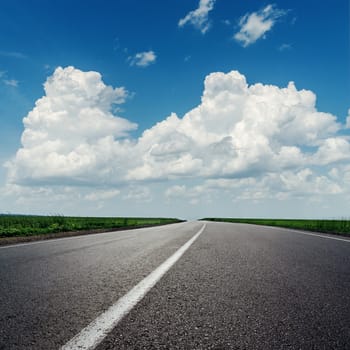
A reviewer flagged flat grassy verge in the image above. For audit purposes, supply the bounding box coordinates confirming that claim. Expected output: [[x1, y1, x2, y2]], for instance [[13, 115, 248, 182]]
[[0, 215, 183, 238], [201, 218, 350, 236]]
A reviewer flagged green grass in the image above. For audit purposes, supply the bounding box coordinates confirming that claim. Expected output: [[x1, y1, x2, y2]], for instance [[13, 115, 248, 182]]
[[0, 215, 183, 238], [201, 218, 350, 236]]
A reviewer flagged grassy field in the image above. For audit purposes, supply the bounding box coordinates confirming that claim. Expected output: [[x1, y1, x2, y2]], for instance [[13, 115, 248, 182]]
[[202, 218, 350, 236], [0, 215, 183, 238]]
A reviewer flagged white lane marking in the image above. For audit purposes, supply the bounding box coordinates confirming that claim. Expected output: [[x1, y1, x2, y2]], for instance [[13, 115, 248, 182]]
[[254, 224, 350, 243], [60, 223, 206, 350], [0, 222, 186, 250]]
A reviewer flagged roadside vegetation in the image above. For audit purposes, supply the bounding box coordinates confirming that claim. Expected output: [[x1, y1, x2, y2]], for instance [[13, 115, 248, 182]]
[[0, 215, 183, 238], [202, 218, 350, 236]]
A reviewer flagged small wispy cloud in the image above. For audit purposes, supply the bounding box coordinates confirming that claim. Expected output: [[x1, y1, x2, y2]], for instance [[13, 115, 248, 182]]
[[278, 43, 292, 51], [178, 0, 216, 34], [0, 51, 27, 59], [128, 51, 157, 67], [3, 79, 18, 87], [0, 71, 19, 87], [234, 4, 287, 47]]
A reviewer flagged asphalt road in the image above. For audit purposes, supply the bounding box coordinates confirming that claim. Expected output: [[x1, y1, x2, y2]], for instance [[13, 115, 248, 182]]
[[1, 221, 350, 349]]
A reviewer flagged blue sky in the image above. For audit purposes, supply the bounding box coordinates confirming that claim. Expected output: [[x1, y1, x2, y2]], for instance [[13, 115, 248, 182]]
[[0, 0, 349, 218]]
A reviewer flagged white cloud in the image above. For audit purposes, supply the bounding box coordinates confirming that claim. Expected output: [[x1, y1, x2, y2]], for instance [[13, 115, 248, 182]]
[[178, 0, 216, 34], [345, 109, 350, 128], [7, 67, 344, 187], [312, 137, 350, 165], [0, 183, 125, 215], [0, 71, 19, 87], [6, 66, 136, 186], [1, 184, 82, 212], [165, 184, 210, 206], [234, 4, 287, 47], [127, 72, 340, 182], [182, 168, 343, 204], [5, 66, 350, 216], [128, 51, 156, 67], [3, 79, 18, 87], [276, 169, 342, 195], [123, 186, 152, 202], [85, 189, 120, 201]]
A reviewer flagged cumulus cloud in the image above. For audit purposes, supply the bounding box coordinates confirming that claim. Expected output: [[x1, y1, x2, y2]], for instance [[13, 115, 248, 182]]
[[178, 0, 216, 34], [234, 4, 287, 47], [6, 66, 349, 208], [127, 72, 341, 182], [128, 51, 156, 67], [6, 66, 136, 186], [312, 138, 350, 165], [188, 168, 342, 204]]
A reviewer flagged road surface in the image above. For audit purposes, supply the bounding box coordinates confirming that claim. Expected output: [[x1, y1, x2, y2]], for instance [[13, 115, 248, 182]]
[[1, 221, 349, 349]]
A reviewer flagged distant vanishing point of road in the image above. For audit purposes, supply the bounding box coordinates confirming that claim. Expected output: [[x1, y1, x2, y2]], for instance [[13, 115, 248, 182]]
[[1, 221, 350, 349]]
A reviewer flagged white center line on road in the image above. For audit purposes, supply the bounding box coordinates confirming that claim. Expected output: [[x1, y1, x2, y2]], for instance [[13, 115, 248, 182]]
[[60, 223, 206, 350]]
